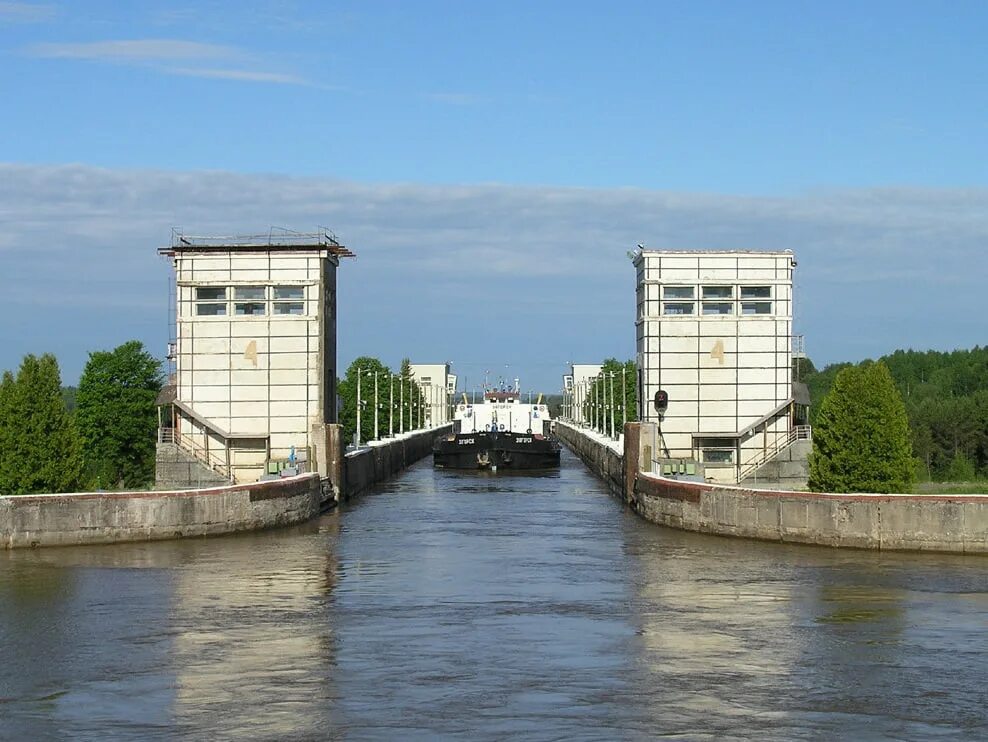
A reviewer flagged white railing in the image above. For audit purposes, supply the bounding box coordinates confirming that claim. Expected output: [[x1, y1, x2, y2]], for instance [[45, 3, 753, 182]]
[[737, 425, 811, 482]]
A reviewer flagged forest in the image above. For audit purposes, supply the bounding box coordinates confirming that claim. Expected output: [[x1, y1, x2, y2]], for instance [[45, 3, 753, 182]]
[[799, 346, 988, 483]]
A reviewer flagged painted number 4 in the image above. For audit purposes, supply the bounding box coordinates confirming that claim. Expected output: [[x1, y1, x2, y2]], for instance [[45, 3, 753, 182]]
[[244, 340, 258, 367], [710, 340, 725, 365]]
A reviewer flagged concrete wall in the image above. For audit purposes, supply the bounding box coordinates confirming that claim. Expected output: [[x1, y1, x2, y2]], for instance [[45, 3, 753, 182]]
[[155, 442, 231, 490], [555, 422, 624, 496], [560, 420, 988, 555], [343, 426, 451, 499], [1, 474, 321, 549]]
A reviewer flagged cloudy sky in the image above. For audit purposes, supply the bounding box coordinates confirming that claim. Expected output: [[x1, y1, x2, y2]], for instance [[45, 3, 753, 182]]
[[2, 1, 986, 391]]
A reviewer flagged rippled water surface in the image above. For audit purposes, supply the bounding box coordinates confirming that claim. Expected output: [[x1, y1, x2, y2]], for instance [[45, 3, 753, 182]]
[[3, 449, 988, 740]]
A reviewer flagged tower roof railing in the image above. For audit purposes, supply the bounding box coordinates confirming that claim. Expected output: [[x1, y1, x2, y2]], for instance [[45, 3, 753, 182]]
[[159, 227, 355, 257]]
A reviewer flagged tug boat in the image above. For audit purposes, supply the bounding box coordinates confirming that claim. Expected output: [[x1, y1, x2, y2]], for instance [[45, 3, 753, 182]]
[[433, 385, 561, 471]]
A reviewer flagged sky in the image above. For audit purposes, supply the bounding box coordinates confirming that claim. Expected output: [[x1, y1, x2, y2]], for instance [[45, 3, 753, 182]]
[[1, 1, 987, 392]]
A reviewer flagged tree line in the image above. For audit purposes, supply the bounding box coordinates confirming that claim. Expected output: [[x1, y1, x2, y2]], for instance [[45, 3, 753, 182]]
[[337, 357, 427, 446], [802, 346, 988, 484], [0, 341, 162, 495], [580, 359, 639, 428]]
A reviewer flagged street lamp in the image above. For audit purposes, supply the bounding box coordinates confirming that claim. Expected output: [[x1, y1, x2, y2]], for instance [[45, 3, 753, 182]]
[[389, 372, 394, 437], [356, 367, 363, 447], [374, 370, 379, 441], [609, 371, 615, 439]]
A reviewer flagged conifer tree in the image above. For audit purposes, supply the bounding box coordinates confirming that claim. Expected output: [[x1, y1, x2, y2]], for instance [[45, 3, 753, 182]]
[[76, 341, 162, 489], [0, 370, 16, 494], [809, 361, 914, 493], [4, 354, 82, 494]]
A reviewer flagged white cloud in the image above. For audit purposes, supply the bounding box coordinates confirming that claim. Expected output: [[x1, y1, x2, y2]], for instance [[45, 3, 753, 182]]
[[26, 38, 317, 87], [0, 1, 53, 22], [1, 163, 986, 385]]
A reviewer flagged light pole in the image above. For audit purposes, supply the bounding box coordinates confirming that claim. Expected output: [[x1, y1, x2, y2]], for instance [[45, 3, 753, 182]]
[[399, 374, 404, 434], [356, 367, 363, 447], [609, 371, 615, 439], [621, 364, 627, 430], [389, 372, 394, 437], [373, 370, 379, 441]]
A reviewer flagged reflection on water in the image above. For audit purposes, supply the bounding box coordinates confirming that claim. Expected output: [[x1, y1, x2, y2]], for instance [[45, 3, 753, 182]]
[[2, 450, 987, 740]]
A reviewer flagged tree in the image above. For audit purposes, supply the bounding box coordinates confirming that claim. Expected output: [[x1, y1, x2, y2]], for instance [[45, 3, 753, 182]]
[[75, 341, 162, 489], [0, 354, 82, 495], [0, 370, 17, 494], [582, 358, 638, 431], [337, 356, 392, 445], [809, 361, 914, 494]]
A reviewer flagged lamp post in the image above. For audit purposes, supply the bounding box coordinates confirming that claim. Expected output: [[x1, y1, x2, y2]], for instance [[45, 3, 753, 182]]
[[389, 372, 394, 437], [356, 367, 363, 447], [399, 374, 404, 434], [609, 371, 615, 439], [621, 364, 627, 430], [373, 371, 379, 441]]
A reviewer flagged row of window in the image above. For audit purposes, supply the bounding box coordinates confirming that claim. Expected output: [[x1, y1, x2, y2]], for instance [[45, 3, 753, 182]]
[[194, 286, 307, 317], [663, 285, 772, 300], [663, 301, 773, 316]]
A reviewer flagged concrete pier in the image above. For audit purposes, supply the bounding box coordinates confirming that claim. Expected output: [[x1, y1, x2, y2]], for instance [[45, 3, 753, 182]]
[[556, 421, 988, 554]]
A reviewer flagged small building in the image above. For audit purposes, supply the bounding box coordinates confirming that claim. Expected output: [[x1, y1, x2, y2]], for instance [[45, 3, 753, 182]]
[[407, 362, 454, 426], [562, 363, 603, 426], [157, 229, 353, 484], [633, 249, 803, 484]]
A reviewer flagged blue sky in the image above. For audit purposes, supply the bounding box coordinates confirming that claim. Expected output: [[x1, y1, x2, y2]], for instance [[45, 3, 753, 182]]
[[1, 1, 987, 391]]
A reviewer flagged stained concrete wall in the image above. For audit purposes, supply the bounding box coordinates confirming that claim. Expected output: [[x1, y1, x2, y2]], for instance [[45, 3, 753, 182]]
[[1, 474, 322, 549], [560, 420, 988, 555], [343, 426, 451, 499]]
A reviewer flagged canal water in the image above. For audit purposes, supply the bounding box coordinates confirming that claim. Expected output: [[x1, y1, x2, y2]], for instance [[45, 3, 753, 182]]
[[2, 449, 987, 740]]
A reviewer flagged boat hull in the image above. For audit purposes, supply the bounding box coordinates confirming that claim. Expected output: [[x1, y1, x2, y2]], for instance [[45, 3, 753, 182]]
[[433, 431, 561, 470]]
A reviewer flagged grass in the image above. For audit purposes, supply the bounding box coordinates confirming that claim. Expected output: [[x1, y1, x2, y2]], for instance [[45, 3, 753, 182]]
[[915, 481, 988, 495]]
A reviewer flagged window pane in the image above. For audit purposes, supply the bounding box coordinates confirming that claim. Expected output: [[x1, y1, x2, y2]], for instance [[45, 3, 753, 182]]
[[703, 449, 734, 464], [702, 302, 733, 315], [663, 302, 694, 316], [663, 286, 694, 299], [740, 286, 771, 299], [273, 302, 304, 315], [702, 285, 733, 299], [274, 286, 304, 300], [196, 302, 226, 316], [741, 302, 772, 315], [196, 287, 226, 301], [234, 286, 266, 300], [235, 302, 266, 316]]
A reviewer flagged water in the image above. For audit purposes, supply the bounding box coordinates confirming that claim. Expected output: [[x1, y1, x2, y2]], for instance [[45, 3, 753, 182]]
[[2, 449, 987, 740]]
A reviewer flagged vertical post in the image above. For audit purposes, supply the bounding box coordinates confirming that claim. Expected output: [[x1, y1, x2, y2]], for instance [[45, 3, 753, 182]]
[[389, 372, 394, 437], [356, 368, 362, 446], [374, 371, 379, 441], [609, 371, 614, 438], [400, 374, 404, 433], [621, 365, 627, 428]]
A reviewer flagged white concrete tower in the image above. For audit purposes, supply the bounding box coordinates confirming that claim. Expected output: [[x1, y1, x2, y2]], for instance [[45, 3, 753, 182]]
[[633, 249, 796, 484], [159, 229, 354, 483]]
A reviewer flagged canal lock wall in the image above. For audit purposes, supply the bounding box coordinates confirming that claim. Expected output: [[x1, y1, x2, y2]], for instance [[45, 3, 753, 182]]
[[1, 426, 450, 549], [557, 420, 988, 554]]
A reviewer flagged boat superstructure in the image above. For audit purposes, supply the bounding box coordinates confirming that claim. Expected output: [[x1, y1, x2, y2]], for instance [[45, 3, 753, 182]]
[[433, 384, 561, 470]]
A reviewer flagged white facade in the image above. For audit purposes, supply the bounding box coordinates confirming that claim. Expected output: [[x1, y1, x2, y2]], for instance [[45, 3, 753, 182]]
[[161, 232, 351, 483], [563, 363, 602, 425], [634, 250, 796, 484], [408, 362, 452, 426]]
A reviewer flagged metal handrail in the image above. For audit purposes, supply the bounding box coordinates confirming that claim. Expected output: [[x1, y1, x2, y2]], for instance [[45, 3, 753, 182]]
[[737, 425, 812, 482]]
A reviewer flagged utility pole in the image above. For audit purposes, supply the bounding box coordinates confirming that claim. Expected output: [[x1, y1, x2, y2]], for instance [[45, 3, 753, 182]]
[[356, 368, 362, 447], [389, 372, 394, 437], [374, 371, 379, 441]]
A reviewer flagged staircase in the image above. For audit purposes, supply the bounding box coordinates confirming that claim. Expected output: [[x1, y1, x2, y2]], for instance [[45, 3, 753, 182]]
[[738, 426, 812, 490]]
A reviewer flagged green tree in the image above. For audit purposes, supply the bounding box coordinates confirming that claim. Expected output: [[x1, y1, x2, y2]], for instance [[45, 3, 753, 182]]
[[0, 354, 82, 495], [582, 358, 637, 430], [809, 361, 914, 493], [75, 341, 162, 489], [0, 370, 17, 494], [337, 356, 421, 443], [946, 451, 977, 482]]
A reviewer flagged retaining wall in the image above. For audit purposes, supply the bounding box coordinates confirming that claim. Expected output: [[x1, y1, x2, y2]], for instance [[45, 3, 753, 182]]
[[559, 420, 988, 555], [1, 474, 321, 549], [344, 425, 451, 499]]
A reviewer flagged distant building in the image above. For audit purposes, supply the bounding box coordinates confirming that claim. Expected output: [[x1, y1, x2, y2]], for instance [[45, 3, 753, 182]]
[[157, 229, 353, 484], [563, 363, 603, 426], [407, 362, 453, 426], [633, 249, 800, 484]]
